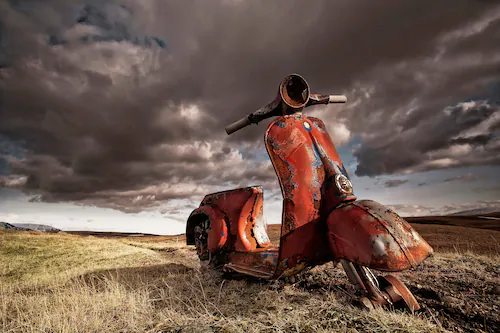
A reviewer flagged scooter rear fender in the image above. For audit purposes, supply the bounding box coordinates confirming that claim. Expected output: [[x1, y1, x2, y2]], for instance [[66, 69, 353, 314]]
[[186, 206, 228, 252], [326, 200, 433, 272], [186, 186, 271, 253]]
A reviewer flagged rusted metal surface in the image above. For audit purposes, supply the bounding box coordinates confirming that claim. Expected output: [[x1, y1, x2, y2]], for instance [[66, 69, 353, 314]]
[[218, 186, 274, 252], [226, 247, 279, 279], [358, 274, 420, 312], [265, 114, 357, 235], [187, 186, 263, 248], [220, 186, 278, 277], [273, 218, 332, 278], [380, 275, 420, 312], [327, 199, 433, 271], [187, 206, 227, 253], [201, 186, 257, 233], [345, 263, 421, 312], [354, 264, 393, 307], [341, 259, 368, 293], [308, 93, 330, 105], [251, 193, 273, 248], [186, 186, 280, 278], [264, 114, 356, 277], [186, 74, 431, 311], [279, 74, 310, 109], [186, 187, 256, 246]]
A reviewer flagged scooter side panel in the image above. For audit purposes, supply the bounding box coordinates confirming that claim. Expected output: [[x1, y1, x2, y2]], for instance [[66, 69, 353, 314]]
[[235, 194, 259, 251], [230, 186, 273, 251], [326, 200, 433, 272], [249, 191, 273, 248], [186, 187, 256, 246], [188, 186, 274, 253], [201, 187, 259, 231]]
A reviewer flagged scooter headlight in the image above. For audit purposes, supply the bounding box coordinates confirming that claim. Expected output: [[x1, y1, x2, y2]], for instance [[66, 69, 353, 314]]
[[335, 174, 353, 195]]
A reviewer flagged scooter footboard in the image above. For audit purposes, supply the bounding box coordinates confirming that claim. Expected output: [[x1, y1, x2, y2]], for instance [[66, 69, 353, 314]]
[[327, 200, 433, 272]]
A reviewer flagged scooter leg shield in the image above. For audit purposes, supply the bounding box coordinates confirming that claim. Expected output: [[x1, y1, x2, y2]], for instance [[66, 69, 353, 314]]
[[326, 200, 433, 272]]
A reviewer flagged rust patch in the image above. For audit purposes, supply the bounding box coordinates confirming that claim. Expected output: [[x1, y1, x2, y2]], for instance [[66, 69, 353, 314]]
[[327, 200, 433, 272]]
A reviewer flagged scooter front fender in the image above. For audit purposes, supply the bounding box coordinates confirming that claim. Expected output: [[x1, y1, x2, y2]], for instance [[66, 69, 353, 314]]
[[326, 200, 433, 272]]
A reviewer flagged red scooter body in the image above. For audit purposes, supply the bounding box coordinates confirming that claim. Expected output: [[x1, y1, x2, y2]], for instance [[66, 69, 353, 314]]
[[186, 74, 433, 310]]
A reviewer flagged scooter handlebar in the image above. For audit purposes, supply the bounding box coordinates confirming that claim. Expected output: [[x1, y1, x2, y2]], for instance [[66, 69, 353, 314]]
[[308, 94, 347, 105], [225, 115, 251, 135], [225, 94, 347, 135], [328, 95, 347, 103]]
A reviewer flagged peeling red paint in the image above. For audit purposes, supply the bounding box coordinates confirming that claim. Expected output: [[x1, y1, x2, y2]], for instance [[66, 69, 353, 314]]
[[326, 200, 433, 271], [185, 74, 433, 312]]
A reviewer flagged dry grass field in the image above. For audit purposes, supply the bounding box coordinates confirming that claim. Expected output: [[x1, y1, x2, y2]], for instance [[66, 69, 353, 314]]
[[1, 218, 499, 333]]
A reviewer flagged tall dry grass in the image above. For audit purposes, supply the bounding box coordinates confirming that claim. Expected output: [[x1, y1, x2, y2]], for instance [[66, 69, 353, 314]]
[[0, 230, 466, 332]]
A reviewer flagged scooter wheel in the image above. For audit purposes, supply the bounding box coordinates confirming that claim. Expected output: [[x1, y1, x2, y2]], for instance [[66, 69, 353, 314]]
[[194, 224, 210, 263]]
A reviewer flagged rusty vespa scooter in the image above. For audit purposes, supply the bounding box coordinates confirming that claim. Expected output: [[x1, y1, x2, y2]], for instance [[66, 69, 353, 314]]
[[186, 74, 433, 311]]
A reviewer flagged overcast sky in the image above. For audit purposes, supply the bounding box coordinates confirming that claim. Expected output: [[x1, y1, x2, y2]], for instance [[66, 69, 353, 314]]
[[1, 0, 499, 234]]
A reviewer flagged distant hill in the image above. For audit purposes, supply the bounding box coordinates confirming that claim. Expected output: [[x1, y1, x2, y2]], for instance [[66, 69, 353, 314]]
[[10, 223, 60, 233], [67, 231, 164, 238], [0, 222, 28, 231], [450, 208, 500, 216], [405, 214, 500, 231]]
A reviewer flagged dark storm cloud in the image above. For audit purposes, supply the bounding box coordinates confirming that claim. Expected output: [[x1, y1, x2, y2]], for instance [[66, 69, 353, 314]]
[[343, 6, 500, 176], [450, 134, 494, 146], [383, 179, 408, 188], [354, 101, 500, 176], [1, 0, 499, 209]]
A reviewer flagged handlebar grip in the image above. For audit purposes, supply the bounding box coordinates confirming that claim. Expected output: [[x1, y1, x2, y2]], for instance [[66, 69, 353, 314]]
[[329, 95, 347, 103], [225, 116, 251, 135]]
